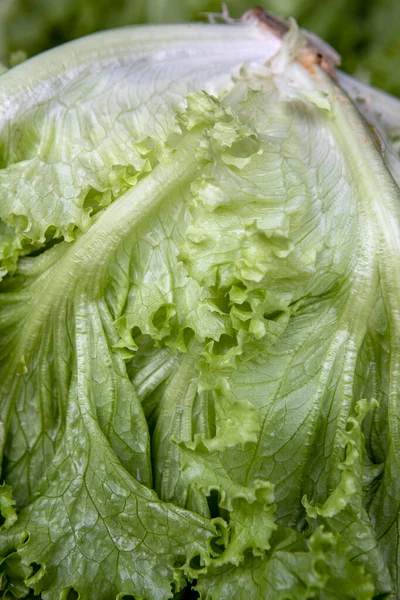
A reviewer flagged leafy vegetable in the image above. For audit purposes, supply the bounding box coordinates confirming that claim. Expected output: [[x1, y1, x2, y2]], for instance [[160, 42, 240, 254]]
[[0, 13, 400, 600], [0, 0, 399, 97]]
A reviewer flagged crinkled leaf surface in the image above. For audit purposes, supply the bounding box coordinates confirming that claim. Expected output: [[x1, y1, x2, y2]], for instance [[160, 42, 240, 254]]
[[0, 18, 400, 600]]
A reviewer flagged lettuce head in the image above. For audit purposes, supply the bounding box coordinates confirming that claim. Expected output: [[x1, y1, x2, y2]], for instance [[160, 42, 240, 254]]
[[0, 10, 399, 600]]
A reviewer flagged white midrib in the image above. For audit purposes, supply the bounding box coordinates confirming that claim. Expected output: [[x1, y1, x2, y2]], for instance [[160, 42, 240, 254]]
[[324, 74, 400, 299], [324, 71, 400, 465]]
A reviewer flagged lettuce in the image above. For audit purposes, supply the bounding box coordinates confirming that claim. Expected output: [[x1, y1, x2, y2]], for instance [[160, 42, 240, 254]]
[[0, 13, 399, 599], [1, 0, 399, 97]]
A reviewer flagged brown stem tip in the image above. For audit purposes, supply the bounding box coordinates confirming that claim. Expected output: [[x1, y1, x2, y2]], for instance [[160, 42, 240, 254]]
[[241, 7, 341, 76]]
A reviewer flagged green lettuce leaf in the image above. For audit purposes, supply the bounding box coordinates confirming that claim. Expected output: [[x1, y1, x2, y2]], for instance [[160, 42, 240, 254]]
[[0, 0, 399, 97], [195, 527, 375, 600], [1, 16, 400, 600]]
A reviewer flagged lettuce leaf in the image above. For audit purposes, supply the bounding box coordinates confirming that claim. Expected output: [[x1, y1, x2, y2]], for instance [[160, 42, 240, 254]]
[[0, 16, 400, 600], [0, 0, 399, 97]]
